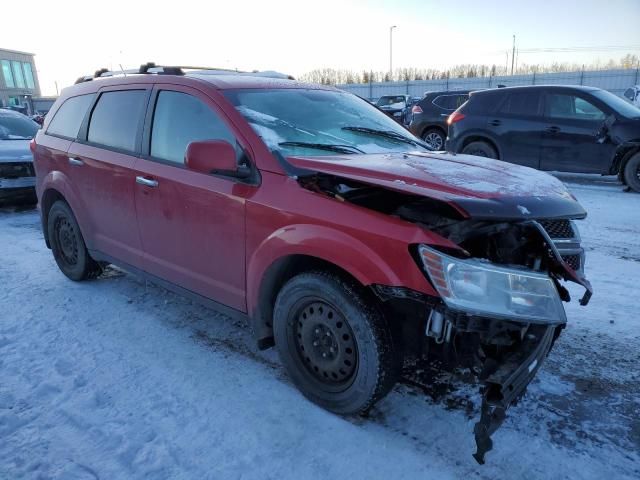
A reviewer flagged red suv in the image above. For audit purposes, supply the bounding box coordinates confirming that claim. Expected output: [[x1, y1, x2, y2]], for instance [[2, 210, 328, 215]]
[[33, 64, 592, 463]]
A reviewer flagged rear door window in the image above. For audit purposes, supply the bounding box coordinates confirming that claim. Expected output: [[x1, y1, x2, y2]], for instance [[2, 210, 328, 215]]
[[433, 94, 470, 110], [150, 90, 236, 165], [47, 94, 95, 139], [546, 93, 606, 121], [499, 91, 542, 116], [87, 90, 147, 152]]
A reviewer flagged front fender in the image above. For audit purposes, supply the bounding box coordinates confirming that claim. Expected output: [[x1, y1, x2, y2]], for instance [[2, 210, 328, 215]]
[[246, 223, 439, 317]]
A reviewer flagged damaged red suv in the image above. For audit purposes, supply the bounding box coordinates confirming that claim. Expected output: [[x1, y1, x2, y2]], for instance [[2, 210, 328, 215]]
[[33, 64, 592, 463]]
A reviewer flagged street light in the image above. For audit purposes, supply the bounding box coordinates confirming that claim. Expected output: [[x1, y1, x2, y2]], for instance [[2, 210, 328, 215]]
[[389, 25, 397, 80]]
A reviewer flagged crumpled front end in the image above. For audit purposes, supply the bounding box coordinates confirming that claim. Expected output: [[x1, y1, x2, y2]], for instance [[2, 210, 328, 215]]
[[412, 217, 591, 463]]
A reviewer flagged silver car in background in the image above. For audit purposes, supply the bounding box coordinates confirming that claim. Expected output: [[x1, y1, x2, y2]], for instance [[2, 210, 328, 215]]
[[0, 109, 38, 203]]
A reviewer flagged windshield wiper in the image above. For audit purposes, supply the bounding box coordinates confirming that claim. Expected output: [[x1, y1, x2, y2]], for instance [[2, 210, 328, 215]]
[[278, 141, 364, 154], [341, 126, 433, 150]]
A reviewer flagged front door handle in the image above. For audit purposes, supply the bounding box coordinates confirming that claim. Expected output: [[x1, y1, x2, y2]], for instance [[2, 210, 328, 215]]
[[68, 157, 84, 166], [489, 119, 501, 126], [136, 176, 159, 188], [546, 126, 561, 134]]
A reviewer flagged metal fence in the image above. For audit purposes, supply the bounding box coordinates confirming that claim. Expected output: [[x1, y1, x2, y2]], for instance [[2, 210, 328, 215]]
[[336, 68, 640, 101]]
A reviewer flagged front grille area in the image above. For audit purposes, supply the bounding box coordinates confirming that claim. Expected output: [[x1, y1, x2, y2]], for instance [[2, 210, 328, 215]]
[[0, 162, 35, 179], [539, 219, 575, 239], [562, 254, 581, 271]]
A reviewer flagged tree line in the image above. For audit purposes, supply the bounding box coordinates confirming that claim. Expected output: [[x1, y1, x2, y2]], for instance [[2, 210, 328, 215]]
[[300, 54, 639, 85]]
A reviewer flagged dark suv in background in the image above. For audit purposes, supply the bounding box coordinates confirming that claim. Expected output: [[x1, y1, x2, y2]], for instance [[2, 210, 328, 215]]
[[446, 85, 640, 191], [409, 90, 470, 149]]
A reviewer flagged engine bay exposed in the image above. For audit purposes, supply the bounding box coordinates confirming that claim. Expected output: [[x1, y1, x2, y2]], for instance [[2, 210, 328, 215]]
[[299, 172, 592, 462]]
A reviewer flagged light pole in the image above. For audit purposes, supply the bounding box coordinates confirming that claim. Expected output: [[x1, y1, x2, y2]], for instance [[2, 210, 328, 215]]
[[389, 25, 397, 80]]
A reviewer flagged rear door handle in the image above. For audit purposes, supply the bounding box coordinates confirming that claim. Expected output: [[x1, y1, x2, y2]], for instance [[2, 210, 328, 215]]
[[489, 119, 501, 126], [546, 126, 561, 133], [68, 157, 84, 166], [136, 176, 159, 188]]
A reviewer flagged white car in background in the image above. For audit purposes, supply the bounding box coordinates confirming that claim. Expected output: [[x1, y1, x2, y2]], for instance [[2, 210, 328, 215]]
[[623, 85, 640, 107]]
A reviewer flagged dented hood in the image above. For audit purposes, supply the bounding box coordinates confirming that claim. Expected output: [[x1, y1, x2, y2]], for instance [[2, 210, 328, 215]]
[[288, 151, 587, 220]]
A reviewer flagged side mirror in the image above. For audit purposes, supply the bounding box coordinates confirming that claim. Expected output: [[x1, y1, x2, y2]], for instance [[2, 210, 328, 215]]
[[185, 140, 248, 177]]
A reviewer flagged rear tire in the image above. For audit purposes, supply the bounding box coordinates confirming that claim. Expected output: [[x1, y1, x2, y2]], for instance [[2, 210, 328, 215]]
[[622, 152, 640, 193], [422, 128, 446, 150], [273, 271, 400, 415], [47, 200, 102, 281], [462, 140, 498, 159]]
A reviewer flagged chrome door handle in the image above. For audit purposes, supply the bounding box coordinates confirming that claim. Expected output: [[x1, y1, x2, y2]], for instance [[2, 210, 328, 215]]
[[68, 157, 84, 166], [136, 176, 158, 188]]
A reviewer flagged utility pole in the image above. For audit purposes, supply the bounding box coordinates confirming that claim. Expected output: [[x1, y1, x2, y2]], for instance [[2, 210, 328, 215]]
[[505, 51, 509, 75], [511, 34, 516, 75], [54, 81, 59, 96], [390, 25, 397, 80]]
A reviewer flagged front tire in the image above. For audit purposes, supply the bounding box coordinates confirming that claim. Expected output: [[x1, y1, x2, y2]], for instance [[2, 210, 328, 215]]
[[273, 271, 399, 415], [462, 140, 498, 159], [47, 200, 102, 281], [622, 152, 640, 193]]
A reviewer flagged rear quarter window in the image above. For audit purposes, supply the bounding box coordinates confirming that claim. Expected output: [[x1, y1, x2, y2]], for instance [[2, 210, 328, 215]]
[[87, 90, 147, 152], [46, 94, 95, 139], [461, 91, 503, 114]]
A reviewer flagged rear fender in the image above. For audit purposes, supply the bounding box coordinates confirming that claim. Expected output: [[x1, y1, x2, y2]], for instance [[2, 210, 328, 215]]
[[40, 171, 95, 249]]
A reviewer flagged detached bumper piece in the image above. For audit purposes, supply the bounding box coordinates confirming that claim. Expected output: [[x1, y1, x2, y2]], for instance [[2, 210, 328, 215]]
[[472, 324, 557, 464]]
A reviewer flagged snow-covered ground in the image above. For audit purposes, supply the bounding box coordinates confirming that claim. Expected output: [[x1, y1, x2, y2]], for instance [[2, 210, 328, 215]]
[[1, 174, 639, 479]]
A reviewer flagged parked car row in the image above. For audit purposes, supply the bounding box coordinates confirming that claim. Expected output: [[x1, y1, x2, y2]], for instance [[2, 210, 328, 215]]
[[443, 85, 640, 192]]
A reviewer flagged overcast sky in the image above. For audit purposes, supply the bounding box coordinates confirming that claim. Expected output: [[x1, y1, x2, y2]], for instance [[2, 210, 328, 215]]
[[3, 0, 639, 96]]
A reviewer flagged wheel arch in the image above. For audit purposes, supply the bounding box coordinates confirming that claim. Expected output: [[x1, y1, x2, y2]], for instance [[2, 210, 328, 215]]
[[420, 124, 447, 139], [246, 225, 415, 349], [39, 171, 94, 250], [611, 142, 640, 180], [459, 134, 502, 159]]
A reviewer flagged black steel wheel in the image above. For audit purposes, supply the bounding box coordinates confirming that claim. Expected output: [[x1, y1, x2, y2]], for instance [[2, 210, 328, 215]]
[[273, 271, 400, 415], [47, 200, 102, 281], [292, 300, 358, 388]]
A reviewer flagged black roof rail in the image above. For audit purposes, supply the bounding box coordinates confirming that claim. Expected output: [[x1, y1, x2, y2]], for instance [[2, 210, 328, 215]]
[[74, 62, 294, 84]]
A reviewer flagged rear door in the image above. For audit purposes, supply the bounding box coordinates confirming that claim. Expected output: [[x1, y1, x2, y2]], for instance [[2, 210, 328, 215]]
[[485, 90, 544, 168], [66, 86, 149, 266], [133, 85, 250, 311], [540, 91, 615, 173]]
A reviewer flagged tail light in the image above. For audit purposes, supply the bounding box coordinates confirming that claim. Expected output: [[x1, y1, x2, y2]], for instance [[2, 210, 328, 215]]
[[29, 138, 36, 153], [447, 111, 465, 125], [411, 105, 423, 114]]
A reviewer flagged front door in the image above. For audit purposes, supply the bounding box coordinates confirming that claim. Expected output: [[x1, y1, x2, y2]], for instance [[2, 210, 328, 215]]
[[133, 86, 250, 312], [540, 91, 616, 173]]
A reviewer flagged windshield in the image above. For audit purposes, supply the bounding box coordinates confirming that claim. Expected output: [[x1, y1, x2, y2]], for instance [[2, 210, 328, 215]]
[[591, 90, 640, 119], [0, 111, 39, 140], [376, 95, 407, 107], [224, 89, 429, 157]]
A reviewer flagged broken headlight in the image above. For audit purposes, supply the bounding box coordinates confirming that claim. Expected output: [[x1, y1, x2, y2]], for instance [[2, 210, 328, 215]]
[[418, 245, 566, 323]]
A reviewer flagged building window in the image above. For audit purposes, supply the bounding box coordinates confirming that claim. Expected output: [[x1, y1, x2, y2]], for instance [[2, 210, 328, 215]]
[[1, 60, 15, 88], [22, 62, 35, 89], [11, 61, 25, 88]]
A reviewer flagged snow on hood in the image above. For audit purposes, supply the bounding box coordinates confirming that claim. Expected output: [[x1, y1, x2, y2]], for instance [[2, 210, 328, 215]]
[[0, 140, 32, 164], [287, 151, 575, 202]]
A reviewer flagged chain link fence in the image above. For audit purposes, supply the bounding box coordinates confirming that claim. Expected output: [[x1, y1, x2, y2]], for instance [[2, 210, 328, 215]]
[[336, 68, 640, 101]]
